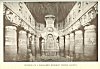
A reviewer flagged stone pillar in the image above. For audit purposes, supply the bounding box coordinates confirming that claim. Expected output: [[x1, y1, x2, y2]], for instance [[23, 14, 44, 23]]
[[56, 39, 60, 56], [27, 48, 33, 62], [69, 33, 75, 61], [27, 33, 31, 49], [65, 35, 70, 58], [35, 36, 40, 59], [75, 30, 83, 61], [59, 36, 64, 57], [27, 33, 33, 61], [84, 25, 97, 61], [5, 26, 17, 61], [18, 30, 27, 61], [41, 39, 45, 56], [31, 35, 35, 61]]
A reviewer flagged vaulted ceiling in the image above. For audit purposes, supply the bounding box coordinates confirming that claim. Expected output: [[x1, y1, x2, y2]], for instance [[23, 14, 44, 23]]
[[25, 2, 76, 23]]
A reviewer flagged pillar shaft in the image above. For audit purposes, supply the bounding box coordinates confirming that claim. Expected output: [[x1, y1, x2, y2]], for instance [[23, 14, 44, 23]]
[[75, 30, 83, 61], [35, 36, 40, 58], [56, 39, 60, 56], [59, 36, 64, 57], [84, 25, 97, 61], [65, 35, 70, 57], [5, 26, 17, 61], [69, 33, 75, 61], [31, 35, 35, 55], [27, 33, 31, 49], [18, 30, 27, 61], [41, 39, 45, 56]]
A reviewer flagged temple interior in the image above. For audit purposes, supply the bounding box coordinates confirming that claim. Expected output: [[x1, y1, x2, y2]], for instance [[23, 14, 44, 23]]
[[3, 2, 98, 62]]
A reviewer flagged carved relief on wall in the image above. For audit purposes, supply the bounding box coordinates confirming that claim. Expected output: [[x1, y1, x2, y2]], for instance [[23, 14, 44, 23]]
[[45, 34, 55, 56]]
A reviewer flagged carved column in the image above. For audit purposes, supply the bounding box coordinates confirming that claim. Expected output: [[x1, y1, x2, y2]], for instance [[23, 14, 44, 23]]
[[59, 36, 64, 57], [65, 35, 70, 58], [41, 39, 45, 56], [35, 36, 40, 59], [27, 33, 31, 49], [56, 39, 60, 56], [5, 26, 17, 61], [27, 33, 33, 61], [18, 30, 27, 61], [84, 25, 97, 61], [75, 30, 83, 61], [31, 34, 35, 61], [69, 33, 75, 61]]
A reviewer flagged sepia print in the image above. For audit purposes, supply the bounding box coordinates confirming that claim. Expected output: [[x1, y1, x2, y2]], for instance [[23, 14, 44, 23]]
[[3, 2, 98, 62]]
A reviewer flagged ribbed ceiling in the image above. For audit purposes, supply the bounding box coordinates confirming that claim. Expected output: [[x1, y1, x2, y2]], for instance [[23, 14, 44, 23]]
[[25, 2, 76, 23]]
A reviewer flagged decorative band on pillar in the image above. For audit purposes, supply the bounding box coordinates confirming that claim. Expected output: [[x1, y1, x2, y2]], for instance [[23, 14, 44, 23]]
[[84, 25, 97, 61], [5, 26, 17, 61], [75, 30, 83, 61], [18, 30, 27, 61]]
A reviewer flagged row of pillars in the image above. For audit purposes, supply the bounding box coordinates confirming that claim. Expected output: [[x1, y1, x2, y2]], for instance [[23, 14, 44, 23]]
[[4, 25, 39, 62], [4, 25, 60, 61], [59, 24, 97, 61], [4, 24, 97, 61]]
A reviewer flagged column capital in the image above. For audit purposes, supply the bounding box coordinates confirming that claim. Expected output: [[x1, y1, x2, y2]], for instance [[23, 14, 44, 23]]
[[75, 30, 83, 34], [5, 8, 21, 26], [5, 26, 17, 30], [84, 25, 96, 30]]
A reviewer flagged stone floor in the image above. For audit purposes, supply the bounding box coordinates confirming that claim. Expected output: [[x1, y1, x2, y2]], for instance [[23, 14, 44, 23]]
[[33, 56, 71, 62]]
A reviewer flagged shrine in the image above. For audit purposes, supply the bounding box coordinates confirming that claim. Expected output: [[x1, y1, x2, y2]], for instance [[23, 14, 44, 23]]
[[4, 2, 98, 62]]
